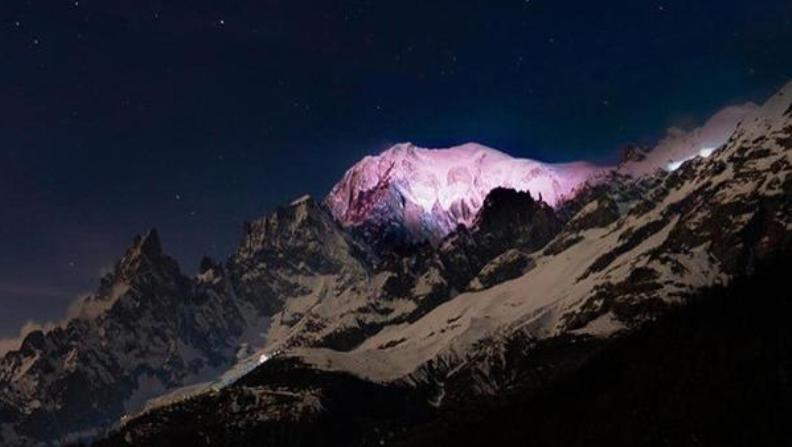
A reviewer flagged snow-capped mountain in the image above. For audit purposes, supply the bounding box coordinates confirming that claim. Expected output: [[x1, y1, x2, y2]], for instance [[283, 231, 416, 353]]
[[285, 83, 790, 387], [1, 82, 789, 447], [325, 142, 604, 247], [325, 101, 755, 249]]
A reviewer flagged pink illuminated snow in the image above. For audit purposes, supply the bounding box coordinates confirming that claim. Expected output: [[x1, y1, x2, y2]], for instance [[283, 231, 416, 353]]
[[325, 143, 605, 240], [325, 102, 756, 243]]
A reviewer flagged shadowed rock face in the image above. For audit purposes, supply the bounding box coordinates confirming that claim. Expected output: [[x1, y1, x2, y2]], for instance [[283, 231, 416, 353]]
[[228, 196, 371, 316], [437, 187, 561, 292], [474, 187, 561, 247]]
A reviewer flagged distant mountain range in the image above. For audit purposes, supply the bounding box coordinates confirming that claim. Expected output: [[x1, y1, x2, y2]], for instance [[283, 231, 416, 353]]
[[1, 82, 789, 446]]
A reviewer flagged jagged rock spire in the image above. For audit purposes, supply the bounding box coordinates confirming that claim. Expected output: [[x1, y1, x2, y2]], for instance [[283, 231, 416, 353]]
[[133, 228, 162, 257]]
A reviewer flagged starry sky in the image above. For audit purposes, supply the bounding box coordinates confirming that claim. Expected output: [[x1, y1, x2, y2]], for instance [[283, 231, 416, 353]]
[[1, 0, 791, 340]]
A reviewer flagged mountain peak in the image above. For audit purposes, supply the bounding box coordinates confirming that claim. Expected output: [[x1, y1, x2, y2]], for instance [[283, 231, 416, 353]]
[[325, 143, 603, 246], [113, 228, 183, 284], [132, 228, 162, 257]]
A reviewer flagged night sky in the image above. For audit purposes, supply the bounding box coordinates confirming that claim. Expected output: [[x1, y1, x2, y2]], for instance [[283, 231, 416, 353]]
[[1, 0, 791, 340]]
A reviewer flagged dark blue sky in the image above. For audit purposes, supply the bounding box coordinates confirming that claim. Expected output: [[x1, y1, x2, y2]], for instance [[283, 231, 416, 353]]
[[1, 0, 790, 338]]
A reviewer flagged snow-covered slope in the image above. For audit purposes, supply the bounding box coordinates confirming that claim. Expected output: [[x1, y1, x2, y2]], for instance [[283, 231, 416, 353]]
[[289, 82, 791, 390]]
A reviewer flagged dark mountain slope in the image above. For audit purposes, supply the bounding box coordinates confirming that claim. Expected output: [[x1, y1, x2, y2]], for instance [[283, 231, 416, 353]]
[[392, 252, 791, 447], [88, 253, 790, 447], [93, 358, 433, 447]]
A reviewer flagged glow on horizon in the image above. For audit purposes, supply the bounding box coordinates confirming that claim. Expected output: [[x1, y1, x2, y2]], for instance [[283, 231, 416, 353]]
[[698, 146, 717, 158], [666, 146, 718, 172]]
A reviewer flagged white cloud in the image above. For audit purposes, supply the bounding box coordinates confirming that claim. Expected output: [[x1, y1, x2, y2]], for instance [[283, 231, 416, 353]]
[[620, 102, 759, 176]]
